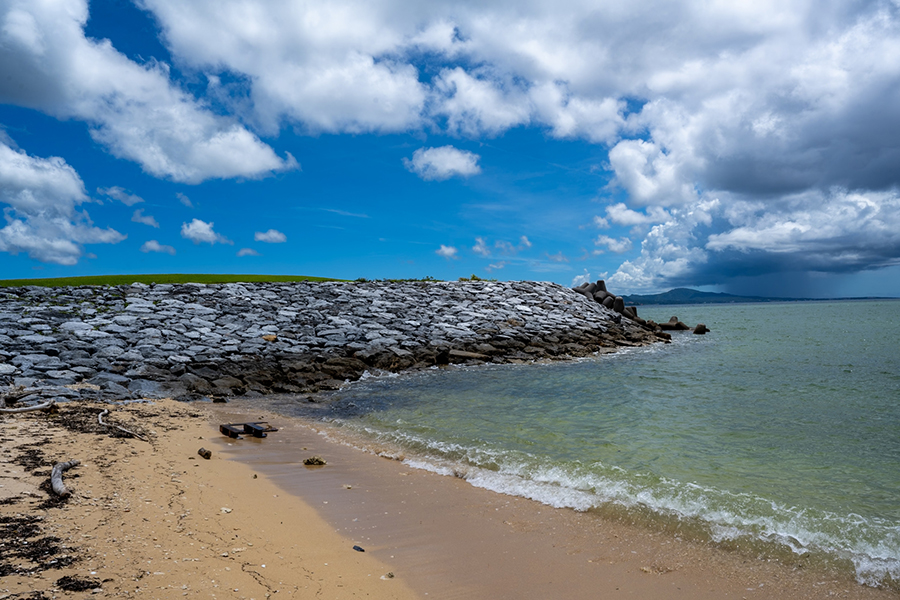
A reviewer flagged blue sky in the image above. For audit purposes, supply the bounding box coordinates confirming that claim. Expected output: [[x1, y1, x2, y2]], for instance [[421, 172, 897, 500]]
[[2, 0, 900, 298]]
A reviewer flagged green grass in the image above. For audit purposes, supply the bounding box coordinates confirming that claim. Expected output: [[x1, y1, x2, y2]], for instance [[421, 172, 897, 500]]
[[0, 274, 341, 288]]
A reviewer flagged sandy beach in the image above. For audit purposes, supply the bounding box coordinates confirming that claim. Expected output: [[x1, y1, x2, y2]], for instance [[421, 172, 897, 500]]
[[1, 399, 418, 599], [2, 397, 897, 599]]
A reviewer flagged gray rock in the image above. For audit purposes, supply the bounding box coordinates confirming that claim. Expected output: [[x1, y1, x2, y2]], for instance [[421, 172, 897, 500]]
[[212, 376, 244, 395], [112, 315, 140, 325], [128, 379, 186, 398], [117, 350, 145, 362], [18, 334, 58, 344], [102, 381, 132, 397], [448, 349, 488, 360], [179, 373, 213, 393], [30, 358, 64, 371], [316, 378, 346, 390], [45, 369, 80, 380], [102, 324, 135, 334], [96, 346, 125, 359], [88, 372, 130, 385], [0, 363, 17, 375], [76, 329, 111, 339]]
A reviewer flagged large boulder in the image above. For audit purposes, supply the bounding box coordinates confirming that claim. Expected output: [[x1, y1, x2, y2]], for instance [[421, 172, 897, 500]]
[[212, 376, 246, 395], [179, 372, 213, 393], [320, 356, 367, 379], [659, 316, 691, 331], [573, 283, 594, 301], [693, 323, 710, 335]]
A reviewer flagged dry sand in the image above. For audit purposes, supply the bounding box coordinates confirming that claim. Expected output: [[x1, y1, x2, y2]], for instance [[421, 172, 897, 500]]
[[2, 398, 897, 599], [1, 399, 417, 599]]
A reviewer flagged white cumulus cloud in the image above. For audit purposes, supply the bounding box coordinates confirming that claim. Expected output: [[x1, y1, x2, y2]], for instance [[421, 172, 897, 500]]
[[237, 248, 260, 256], [472, 235, 533, 258], [0, 138, 125, 264], [0, 0, 296, 183], [436, 244, 458, 259], [176, 192, 193, 207], [180, 218, 231, 245], [143, 0, 427, 135], [595, 235, 633, 254], [132, 209, 159, 228], [98, 186, 144, 206], [433, 68, 531, 136], [571, 269, 591, 287], [547, 251, 568, 263], [254, 229, 286, 243], [604, 203, 671, 228], [404, 146, 481, 181], [140, 240, 175, 254]]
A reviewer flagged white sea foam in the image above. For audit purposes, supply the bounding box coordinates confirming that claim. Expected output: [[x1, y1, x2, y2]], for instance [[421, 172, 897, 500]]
[[356, 369, 400, 381], [347, 423, 900, 588]]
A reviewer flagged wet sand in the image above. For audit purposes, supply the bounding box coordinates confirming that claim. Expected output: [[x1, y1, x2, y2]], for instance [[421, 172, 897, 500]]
[[210, 400, 899, 600]]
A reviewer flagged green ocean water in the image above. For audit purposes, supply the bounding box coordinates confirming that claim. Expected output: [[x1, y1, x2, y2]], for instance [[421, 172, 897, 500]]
[[299, 300, 900, 587]]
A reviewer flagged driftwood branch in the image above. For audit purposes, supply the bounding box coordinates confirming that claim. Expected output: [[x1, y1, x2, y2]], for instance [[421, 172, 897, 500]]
[[0, 385, 39, 409], [98, 409, 148, 442], [50, 459, 81, 497], [0, 400, 56, 414]]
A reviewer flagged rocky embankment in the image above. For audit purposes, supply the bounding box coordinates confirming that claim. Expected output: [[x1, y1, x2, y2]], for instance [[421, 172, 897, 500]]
[[0, 280, 670, 405], [573, 279, 709, 334]]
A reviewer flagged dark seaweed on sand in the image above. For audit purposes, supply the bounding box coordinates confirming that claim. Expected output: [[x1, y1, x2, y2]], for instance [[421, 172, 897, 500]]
[[56, 575, 102, 591], [0, 514, 77, 577], [51, 404, 150, 439], [0, 400, 172, 587], [9, 441, 73, 508]]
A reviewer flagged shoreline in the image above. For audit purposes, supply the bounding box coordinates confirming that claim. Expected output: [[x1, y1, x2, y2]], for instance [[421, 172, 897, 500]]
[[2, 396, 897, 598], [210, 399, 899, 599]]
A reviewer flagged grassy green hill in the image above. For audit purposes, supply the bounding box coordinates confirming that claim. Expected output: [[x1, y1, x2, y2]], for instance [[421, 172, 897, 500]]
[[0, 274, 338, 288]]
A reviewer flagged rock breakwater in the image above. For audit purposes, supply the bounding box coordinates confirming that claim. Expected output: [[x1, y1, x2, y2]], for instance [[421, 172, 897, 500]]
[[0, 280, 667, 404], [573, 279, 708, 334]]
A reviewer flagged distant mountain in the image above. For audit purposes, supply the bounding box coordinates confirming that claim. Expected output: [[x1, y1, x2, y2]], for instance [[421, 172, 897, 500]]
[[621, 288, 807, 305]]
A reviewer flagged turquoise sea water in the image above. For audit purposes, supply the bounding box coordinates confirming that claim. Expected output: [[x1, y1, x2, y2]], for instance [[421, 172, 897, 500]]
[[298, 300, 900, 587]]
